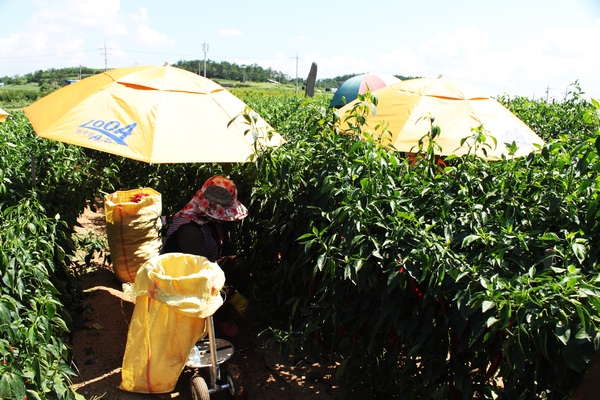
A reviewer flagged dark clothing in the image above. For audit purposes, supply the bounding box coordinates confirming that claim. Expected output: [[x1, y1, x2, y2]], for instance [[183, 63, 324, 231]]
[[163, 219, 230, 261], [162, 219, 249, 297]]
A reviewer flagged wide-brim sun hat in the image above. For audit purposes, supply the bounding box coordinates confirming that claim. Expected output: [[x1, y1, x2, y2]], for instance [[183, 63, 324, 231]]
[[195, 176, 247, 221]]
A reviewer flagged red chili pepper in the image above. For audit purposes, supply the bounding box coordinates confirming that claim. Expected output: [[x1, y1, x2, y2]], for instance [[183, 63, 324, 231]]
[[307, 273, 314, 297], [408, 277, 418, 292], [450, 327, 459, 354], [408, 277, 423, 300], [439, 296, 447, 315], [449, 384, 459, 400], [483, 352, 502, 381], [130, 193, 150, 203], [389, 331, 398, 350], [315, 332, 330, 349]]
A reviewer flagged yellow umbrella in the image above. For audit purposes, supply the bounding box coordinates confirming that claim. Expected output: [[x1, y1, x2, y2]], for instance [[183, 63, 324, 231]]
[[24, 65, 285, 163], [337, 77, 544, 159], [0, 107, 9, 122]]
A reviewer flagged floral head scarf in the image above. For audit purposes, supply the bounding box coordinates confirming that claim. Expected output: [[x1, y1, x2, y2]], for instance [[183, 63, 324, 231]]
[[174, 176, 248, 224]]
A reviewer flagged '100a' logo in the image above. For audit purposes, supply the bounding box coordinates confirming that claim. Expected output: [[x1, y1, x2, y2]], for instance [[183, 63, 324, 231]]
[[77, 119, 137, 146]]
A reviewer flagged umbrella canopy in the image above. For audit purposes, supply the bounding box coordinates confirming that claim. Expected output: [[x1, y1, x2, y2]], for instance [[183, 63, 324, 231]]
[[0, 107, 9, 122], [24, 65, 285, 163], [337, 77, 544, 159], [329, 73, 401, 108]]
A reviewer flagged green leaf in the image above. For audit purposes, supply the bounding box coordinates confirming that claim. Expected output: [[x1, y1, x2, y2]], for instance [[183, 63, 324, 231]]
[[335, 358, 349, 380], [482, 300, 495, 313], [462, 234, 480, 247], [540, 232, 560, 241], [572, 242, 587, 263], [575, 328, 591, 341], [316, 254, 326, 271], [0, 372, 26, 400], [555, 322, 571, 345]]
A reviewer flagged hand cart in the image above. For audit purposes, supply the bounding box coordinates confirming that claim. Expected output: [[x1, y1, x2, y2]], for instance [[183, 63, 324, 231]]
[[186, 314, 244, 399]]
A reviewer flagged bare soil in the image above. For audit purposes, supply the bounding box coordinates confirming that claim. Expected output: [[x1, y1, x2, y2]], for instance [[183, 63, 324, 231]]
[[69, 202, 362, 400]]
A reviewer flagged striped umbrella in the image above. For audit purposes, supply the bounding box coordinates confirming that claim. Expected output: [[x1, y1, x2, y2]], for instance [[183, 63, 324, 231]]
[[0, 107, 9, 122], [329, 73, 401, 108]]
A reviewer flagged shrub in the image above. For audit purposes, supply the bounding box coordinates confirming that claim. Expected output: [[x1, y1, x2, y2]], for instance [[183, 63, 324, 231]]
[[246, 90, 600, 398], [0, 112, 117, 399]]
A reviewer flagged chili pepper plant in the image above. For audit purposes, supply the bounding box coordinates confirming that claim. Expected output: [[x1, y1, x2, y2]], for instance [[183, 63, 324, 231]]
[[243, 89, 600, 399]]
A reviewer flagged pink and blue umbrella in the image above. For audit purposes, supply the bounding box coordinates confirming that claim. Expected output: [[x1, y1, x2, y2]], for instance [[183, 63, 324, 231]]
[[329, 73, 401, 108]]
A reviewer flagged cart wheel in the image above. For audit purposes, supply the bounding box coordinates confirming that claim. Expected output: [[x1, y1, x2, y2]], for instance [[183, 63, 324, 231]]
[[190, 375, 210, 400], [225, 363, 246, 399]]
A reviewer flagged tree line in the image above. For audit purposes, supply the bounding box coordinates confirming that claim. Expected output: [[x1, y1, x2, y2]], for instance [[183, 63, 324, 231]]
[[0, 59, 415, 91]]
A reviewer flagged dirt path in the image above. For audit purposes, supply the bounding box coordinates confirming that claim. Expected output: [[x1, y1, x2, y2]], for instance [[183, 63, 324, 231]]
[[70, 202, 360, 400]]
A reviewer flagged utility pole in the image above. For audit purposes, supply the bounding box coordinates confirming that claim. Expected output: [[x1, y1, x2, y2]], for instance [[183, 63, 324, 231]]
[[98, 42, 114, 71], [103, 42, 108, 71], [288, 53, 300, 93], [293, 52, 299, 94], [202, 43, 209, 77]]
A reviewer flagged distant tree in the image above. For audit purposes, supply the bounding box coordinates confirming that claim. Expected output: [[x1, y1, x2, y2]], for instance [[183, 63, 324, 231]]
[[316, 73, 422, 90], [172, 59, 284, 83], [32, 70, 44, 83], [0, 62, 418, 89]]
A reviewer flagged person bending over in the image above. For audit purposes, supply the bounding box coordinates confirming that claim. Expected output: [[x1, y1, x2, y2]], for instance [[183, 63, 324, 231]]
[[163, 175, 249, 337]]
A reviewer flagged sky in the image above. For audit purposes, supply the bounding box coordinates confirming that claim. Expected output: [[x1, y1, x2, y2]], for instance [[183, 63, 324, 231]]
[[1, 0, 600, 101]]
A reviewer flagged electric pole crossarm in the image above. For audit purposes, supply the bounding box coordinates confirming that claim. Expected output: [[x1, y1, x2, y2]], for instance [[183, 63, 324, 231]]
[[202, 43, 209, 77]]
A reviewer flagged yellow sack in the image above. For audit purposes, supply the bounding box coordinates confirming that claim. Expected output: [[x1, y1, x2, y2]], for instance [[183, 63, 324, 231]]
[[104, 188, 162, 283], [120, 253, 225, 394]]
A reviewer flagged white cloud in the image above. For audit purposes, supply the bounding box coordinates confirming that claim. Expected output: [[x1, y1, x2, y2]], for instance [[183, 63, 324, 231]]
[[0, 33, 20, 53], [419, 27, 491, 60], [218, 28, 243, 37], [19, 31, 50, 55], [1, 2, 599, 99], [31, 0, 126, 35], [293, 17, 600, 100], [483, 20, 600, 98], [375, 47, 424, 78], [302, 27, 493, 82], [541, 21, 600, 57], [135, 25, 176, 47]]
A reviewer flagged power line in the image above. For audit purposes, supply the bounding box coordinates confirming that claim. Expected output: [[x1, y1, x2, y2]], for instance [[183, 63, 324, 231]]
[[0, 47, 298, 65], [0, 49, 98, 60]]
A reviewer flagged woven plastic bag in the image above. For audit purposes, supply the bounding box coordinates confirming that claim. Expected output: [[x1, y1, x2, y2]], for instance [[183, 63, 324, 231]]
[[120, 253, 225, 394], [104, 188, 162, 283]]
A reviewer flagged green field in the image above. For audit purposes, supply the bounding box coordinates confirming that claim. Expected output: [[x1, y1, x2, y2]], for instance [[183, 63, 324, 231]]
[[3, 78, 600, 399], [0, 83, 40, 91]]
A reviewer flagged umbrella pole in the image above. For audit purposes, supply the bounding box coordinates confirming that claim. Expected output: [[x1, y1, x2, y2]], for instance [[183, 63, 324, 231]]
[[30, 153, 36, 189], [157, 163, 164, 198], [156, 164, 168, 235]]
